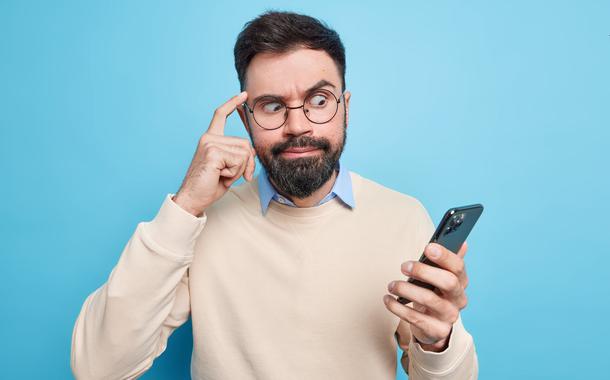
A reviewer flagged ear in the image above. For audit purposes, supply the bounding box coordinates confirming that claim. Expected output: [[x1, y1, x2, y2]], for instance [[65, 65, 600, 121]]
[[236, 104, 251, 135], [343, 91, 351, 129]]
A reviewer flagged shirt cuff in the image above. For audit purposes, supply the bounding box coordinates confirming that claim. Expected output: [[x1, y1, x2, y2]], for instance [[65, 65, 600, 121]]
[[140, 193, 207, 258], [409, 313, 474, 374]]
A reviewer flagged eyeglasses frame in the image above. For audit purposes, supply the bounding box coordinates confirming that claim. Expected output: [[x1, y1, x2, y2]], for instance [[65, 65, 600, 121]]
[[242, 88, 345, 131]]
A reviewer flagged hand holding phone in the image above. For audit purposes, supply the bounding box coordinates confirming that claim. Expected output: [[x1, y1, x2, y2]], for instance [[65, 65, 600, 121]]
[[397, 204, 484, 305]]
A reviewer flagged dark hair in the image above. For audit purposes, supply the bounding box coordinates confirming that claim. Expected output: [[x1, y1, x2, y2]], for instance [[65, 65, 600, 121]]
[[234, 11, 346, 92]]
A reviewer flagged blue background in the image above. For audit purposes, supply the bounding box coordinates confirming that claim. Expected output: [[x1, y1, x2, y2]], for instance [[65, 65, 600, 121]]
[[2, 1, 609, 379]]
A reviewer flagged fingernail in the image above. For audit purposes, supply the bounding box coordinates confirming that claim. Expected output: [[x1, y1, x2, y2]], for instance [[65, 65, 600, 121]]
[[428, 244, 441, 258], [383, 295, 391, 304], [403, 261, 413, 273], [388, 281, 396, 291]]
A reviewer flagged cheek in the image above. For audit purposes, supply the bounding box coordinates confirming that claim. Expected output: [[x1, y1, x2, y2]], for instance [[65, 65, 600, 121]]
[[324, 120, 346, 145], [251, 130, 281, 152]]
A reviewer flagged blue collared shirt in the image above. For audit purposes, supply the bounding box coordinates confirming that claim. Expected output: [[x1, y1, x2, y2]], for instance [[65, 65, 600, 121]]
[[258, 162, 355, 214]]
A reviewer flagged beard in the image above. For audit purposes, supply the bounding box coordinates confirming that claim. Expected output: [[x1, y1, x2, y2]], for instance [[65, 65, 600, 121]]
[[252, 122, 347, 200]]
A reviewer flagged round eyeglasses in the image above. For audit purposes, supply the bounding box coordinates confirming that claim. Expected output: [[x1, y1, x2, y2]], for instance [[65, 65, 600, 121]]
[[242, 88, 344, 130]]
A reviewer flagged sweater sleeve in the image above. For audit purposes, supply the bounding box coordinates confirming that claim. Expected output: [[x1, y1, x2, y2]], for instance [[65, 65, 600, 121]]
[[70, 194, 206, 380], [397, 314, 479, 379], [396, 199, 479, 379]]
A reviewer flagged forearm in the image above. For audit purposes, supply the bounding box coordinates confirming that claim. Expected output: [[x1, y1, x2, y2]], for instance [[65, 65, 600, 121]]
[[71, 194, 206, 379]]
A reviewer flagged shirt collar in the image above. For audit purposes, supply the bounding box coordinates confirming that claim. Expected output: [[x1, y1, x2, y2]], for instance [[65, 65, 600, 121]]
[[257, 161, 355, 215]]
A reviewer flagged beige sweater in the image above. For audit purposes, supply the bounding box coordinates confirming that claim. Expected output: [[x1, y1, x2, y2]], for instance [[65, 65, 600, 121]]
[[71, 171, 478, 379]]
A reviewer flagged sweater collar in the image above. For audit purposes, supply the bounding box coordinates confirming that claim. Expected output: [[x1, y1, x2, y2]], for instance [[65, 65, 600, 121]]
[[257, 161, 355, 215]]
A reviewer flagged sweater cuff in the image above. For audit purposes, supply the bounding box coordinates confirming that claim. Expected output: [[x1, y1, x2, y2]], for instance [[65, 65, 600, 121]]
[[141, 193, 207, 258], [409, 313, 474, 374]]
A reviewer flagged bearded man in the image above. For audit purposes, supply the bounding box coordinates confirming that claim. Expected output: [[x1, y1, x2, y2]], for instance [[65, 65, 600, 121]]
[[71, 11, 478, 380]]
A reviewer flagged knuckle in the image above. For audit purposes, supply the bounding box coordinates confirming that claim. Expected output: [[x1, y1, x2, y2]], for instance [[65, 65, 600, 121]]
[[458, 294, 468, 309], [404, 308, 422, 325], [412, 315, 427, 329], [204, 145, 221, 160], [205, 143, 217, 153], [236, 153, 248, 166], [199, 140, 211, 151], [423, 291, 439, 308], [447, 306, 459, 322], [446, 275, 460, 291], [412, 301, 426, 313], [436, 297, 451, 314], [239, 138, 251, 149], [440, 323, 453, 338], [455, 260, 465, 275]]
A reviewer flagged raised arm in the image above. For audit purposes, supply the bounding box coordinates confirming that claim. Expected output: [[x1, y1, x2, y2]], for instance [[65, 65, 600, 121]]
[[71, 91, 256, 379]]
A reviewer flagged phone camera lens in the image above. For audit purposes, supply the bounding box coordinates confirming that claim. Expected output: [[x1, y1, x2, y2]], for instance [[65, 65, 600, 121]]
[[455, 213, 464, 226]]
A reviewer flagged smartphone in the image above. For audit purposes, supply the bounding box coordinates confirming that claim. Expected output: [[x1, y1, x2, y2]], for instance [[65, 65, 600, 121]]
[[397, 203, 484, 305]]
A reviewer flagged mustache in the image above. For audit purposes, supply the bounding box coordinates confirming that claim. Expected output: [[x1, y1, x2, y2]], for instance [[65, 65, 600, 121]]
[[271, 136, 331, 156]]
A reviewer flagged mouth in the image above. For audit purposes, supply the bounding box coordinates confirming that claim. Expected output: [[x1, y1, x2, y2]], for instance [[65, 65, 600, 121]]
[[280, 146, 321, 158]]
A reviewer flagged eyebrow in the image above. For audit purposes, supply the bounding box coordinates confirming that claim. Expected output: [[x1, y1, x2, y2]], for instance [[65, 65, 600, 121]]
[[250, 79, 337, 105]]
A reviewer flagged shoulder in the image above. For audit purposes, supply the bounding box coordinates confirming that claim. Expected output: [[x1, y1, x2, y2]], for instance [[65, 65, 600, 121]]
[[350, 170, 429, 217], [349, 170, 435, 245]]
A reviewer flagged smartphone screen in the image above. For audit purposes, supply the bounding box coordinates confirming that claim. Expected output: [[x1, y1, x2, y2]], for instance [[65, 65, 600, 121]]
[[397, 203, 484, 305]]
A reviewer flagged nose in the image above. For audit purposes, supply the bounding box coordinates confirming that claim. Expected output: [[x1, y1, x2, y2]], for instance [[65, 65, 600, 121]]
[[282, 105, 313, 137]]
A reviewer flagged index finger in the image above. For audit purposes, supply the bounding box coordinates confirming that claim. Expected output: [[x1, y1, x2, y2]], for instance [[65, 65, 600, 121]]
[[207, 91, 248, 135], [424, 243, 468, 287]]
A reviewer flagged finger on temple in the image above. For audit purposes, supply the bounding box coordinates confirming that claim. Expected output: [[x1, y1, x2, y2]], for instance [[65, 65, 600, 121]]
[[207, 91, 248, 135]]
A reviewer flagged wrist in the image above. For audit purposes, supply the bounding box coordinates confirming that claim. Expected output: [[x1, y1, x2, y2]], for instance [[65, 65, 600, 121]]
[[172, 193, 205, 218], [417, 334, 450, 353]]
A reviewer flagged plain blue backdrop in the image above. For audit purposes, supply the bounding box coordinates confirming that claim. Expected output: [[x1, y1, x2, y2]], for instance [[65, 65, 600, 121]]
[[1, 1, 609, 379]]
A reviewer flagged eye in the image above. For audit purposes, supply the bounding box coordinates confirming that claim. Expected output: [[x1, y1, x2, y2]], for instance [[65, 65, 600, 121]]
[[261, 101, 285, 114], [307, 93, 329, 107]]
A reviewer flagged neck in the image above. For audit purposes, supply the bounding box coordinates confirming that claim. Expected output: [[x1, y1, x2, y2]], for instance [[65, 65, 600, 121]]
[[270, 168, 338, 208]]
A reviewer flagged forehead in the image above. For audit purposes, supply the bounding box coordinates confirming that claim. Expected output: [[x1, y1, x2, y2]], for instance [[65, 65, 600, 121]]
[[245, 48, 341, 97]]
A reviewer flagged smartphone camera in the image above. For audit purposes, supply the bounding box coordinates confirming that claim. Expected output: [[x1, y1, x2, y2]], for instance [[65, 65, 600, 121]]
[[446, 213, 465, 234]]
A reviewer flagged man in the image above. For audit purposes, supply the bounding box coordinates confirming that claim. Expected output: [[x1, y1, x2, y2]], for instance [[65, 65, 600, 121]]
[[71, 11, 478, 380]]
